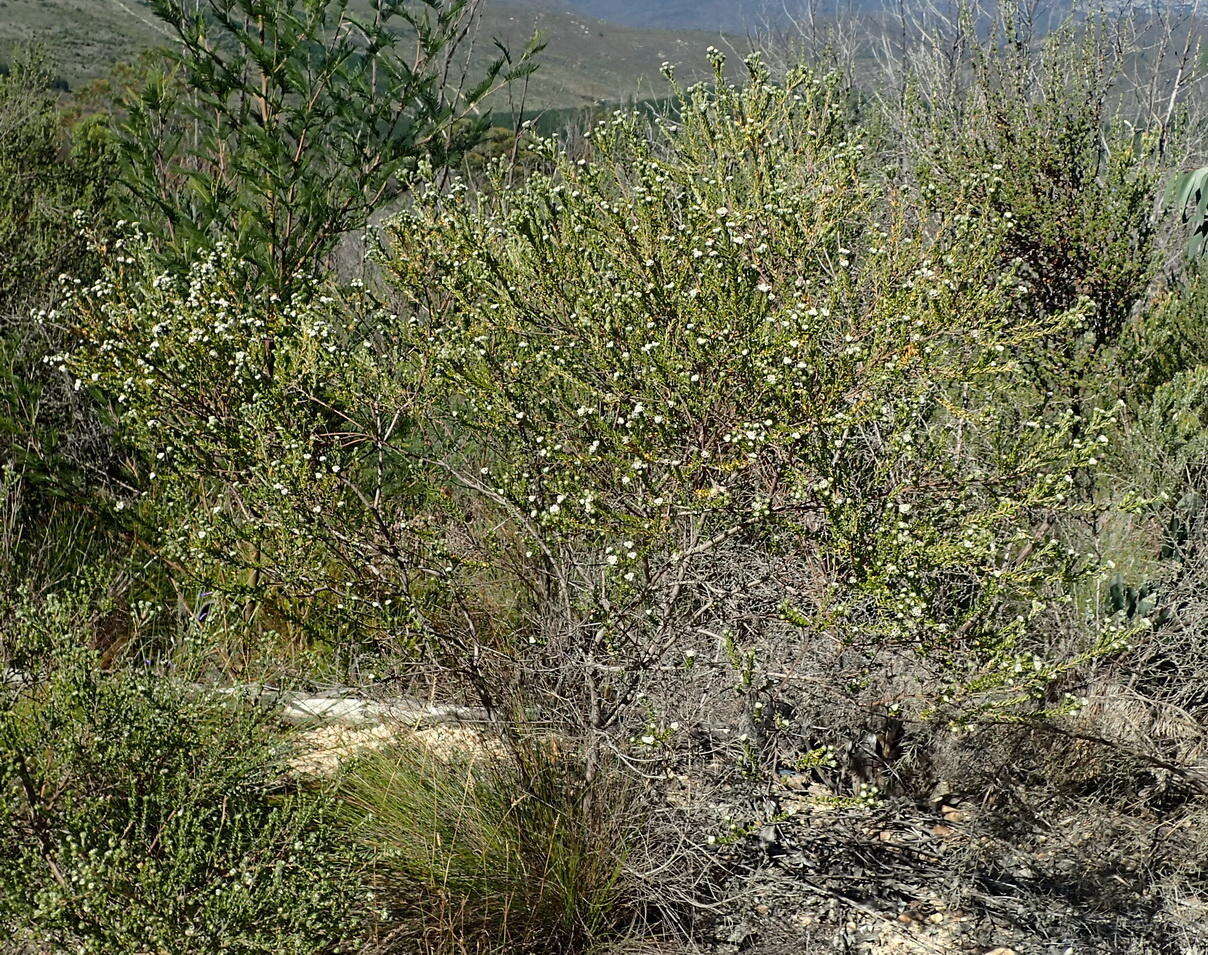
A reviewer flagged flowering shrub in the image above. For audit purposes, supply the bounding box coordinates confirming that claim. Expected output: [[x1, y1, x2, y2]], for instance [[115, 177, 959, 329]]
[[54, 248, 430, 665], [28, 36, 1208, 953], [0, 584, 371, 952], [63, 56, 1132, 784], [383, 56, 1126, 753]]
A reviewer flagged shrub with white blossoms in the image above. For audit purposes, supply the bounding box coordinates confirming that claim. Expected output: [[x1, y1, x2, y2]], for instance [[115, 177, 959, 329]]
[[59, 59, 1133, 776], [58, 245, 433, 662], [385, 57, 1128, 762]]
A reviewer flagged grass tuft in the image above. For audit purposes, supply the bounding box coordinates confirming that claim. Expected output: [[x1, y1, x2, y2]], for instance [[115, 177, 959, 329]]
[[339, 733, 642, 953]]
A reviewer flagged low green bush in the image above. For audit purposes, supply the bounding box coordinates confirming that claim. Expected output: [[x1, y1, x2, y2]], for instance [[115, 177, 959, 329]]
[[0, 585, 373, 953], [905, 24, 1161, 400], [0, 47, 113, 314]]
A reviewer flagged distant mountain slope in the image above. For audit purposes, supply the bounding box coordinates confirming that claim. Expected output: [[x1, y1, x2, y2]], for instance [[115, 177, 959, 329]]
[[549, 0, 892, 32], [0, 0, 166, 85], [553, 0, 1198, 32], [0, 0, 731, 108], [553, 0, 790, 32], [477, 3, 735, 106]]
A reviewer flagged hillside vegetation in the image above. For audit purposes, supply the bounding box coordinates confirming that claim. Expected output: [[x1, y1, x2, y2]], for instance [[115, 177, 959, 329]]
[[0, 0, 736, 106], [552, 0, 831, 32], [3, 1, 1208, 952]]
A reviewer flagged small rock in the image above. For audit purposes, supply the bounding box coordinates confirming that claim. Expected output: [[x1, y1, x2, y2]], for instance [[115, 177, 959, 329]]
[[941, 804, 967, 823]]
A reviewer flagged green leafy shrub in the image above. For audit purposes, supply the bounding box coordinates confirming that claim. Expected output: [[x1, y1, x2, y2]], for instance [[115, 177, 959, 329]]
[[906, 27, 1160, 362], [0, 585, 372, 952], [383, 55, 1124, 737], [0, 47, 114, 313], [339, 737, 639, 953], [120, 0, 538, 296], [1125, 273, 1208, 401], [1169, 166, 1208, 261]]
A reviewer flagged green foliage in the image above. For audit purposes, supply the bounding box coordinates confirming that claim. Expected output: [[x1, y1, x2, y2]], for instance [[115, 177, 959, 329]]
[[907, 26, 1160, 354], [1114, 272, 1208, 512], [339, 738, 637, 953], [1168, 166, 1208, 261], [0, 584, 372, 952], [382, 55, 1122, 723], [0, 47, 114, 312], [1125, 275, 1208, 400], [53, 249, 410, 661], [118, 0, 538, 296], [1142, 366, 1208, 475]]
